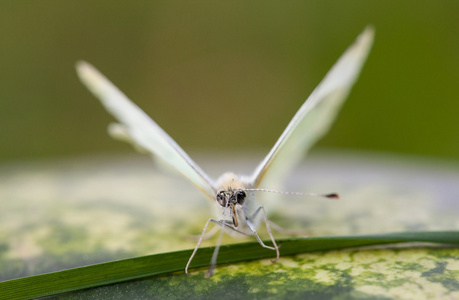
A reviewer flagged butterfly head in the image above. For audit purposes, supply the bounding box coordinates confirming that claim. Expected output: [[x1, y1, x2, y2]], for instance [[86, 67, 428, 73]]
[[216, 188, 246, 227], [216, 188, 246, 207], [214, 172, 249, 227]]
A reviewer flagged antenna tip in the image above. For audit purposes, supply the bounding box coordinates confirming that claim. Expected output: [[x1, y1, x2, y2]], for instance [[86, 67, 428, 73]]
[[325, 193, 339, 199]]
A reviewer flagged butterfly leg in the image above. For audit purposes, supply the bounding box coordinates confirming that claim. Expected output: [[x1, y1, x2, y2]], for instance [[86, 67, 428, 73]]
[[187, 224, 221, 241], [246, 205, 280, 262], [185, 218, 215, 276], [185, 218, 234, 276], [205, 219, 230, 278]]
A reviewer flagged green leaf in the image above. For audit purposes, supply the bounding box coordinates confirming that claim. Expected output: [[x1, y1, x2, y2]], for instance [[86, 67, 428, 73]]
[[1, 231, 459, 300]]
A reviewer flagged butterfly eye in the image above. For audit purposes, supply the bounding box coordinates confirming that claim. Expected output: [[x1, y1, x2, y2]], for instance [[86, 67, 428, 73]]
[[216, 191, 227, 207], [236, 190, 246, 204]]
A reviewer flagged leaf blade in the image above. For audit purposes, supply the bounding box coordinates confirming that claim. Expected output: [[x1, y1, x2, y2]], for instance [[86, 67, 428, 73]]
[[2, 231, 459, 300]]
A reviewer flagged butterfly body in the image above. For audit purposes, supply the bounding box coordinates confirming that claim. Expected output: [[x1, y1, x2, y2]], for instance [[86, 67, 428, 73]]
[[76, 26, 374, 276]]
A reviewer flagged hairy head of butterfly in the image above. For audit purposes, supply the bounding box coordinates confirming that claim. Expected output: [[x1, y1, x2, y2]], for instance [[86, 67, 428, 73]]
[[213, 172, 262, 237]]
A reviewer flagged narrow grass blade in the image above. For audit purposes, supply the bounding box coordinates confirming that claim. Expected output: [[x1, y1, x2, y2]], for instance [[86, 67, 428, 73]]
[[1, 231, 458, 300]]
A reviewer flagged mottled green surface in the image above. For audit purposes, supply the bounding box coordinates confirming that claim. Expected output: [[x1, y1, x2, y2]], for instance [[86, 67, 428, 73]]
[[59, 248, 459, 300], [1, 153, 459, 298]]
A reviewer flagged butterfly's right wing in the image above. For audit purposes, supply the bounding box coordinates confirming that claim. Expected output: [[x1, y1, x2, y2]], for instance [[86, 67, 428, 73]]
[[76, 61, 216, 200], [251, 27, 374, 189]]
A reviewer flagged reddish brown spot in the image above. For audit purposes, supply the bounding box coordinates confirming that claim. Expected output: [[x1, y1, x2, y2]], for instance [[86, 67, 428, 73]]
[[326, 193, 339, 199]]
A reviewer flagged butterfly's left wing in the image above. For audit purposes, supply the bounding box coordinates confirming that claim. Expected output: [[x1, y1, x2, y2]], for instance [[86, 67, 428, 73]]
[[250, 26, 374, 189], [76, 61, 216, 200]]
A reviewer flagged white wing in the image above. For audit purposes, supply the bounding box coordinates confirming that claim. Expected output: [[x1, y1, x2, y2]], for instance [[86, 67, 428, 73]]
[[76, 61, 216, 200], [251, 26, 374, 188]]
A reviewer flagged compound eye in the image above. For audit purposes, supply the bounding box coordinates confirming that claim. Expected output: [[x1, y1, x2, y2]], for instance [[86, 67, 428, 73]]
[[236, 190, 246, 204], [216, 191, 227, 207]]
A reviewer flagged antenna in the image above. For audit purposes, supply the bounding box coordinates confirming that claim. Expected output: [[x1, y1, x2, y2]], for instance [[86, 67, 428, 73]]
[[244, 188, 339, 199]]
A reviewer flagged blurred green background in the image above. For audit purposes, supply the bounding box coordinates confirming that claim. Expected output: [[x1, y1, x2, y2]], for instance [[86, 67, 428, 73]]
[[1, 1, 458, 163]]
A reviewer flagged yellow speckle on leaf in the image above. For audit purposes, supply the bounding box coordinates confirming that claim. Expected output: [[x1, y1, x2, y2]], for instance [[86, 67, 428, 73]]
[[403, 270, 420, 279], [260, 258, 274, 266], [300, 263, 315, 271], [398, 249, 433, 263], [357, 285, 387, 297], [388, 283, 427, 300], [350, 265, 366, 276], [353, 250, 385, 264], [353, 251, 379, 263], [368, 261, 389, 274], [446, 259, 459, 271], [314, 269, 336, 285], [418, 258, 436, 270], [278, 258, 300, 268], [388, 280, 448, 300], [314, 251, 352, 266], [335, 262, 352, 270]]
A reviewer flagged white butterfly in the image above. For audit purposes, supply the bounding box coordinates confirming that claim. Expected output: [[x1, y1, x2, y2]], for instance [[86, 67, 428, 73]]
[[76, 27, 374, 277]]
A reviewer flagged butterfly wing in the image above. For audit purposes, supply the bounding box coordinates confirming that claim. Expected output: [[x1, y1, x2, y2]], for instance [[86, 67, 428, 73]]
[[251, 26, 374, 188], [76, 61, 216, 200]]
